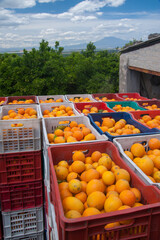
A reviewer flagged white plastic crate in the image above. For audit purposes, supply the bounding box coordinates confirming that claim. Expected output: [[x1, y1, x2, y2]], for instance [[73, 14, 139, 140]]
[[39, 102, 81, 118], [37, 95, 66, 104], [0, 104, 41, 119], [0, 105, 42, 153], [43, 149, 50, 185], [113, 134, 160, 189], [65, 94, 97, 102], [2, 207, 44, 239], [4, 231, 44, 240]]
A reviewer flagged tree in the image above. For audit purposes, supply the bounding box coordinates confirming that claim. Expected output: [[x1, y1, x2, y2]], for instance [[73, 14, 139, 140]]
[[82, 42, 96, 58]]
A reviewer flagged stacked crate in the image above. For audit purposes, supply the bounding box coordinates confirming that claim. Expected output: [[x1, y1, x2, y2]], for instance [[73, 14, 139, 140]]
[[0, 97, 44, 240]]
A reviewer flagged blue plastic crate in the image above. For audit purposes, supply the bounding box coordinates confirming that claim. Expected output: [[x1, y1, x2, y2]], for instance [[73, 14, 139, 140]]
[[88, 112, 160, 141], [106, 101, 146, 112]]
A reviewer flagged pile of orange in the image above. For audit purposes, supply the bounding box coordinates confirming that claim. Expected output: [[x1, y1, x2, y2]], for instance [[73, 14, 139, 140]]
[[8, 99, 35, 104], [47, 120, 96, 144], [69, 97, 93, 102], [2, 108, 37, 120], [124, 138, 160, 183], [125, 98, 142, 101], [94, 97, 116, 102], [80, 105, 108, 115], [55, 150, 143, 220], [43, 105, 75, 118], [39, 98, 63, 103], [112, 105, 139, 112], [138, 114, 160, 129], [94, 117, 141, 136], [142, 103, 160, 110]]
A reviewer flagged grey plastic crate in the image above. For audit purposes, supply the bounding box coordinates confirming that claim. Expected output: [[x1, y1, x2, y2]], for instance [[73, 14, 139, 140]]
[[113, 134, 160, 189], [4, 231, 44, 240], [39, 102, 81, 118], [37, 95, 66, 104], [2, 207, 44, 239], [65, 94, 97, 102], [0, 105, 42, 153]]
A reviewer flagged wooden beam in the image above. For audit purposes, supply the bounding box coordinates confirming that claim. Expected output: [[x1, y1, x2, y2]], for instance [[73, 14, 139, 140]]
[[128, 66, 160, 77]]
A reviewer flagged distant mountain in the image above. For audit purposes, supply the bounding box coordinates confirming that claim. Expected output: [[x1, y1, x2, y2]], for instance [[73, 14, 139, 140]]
[[64, 37, 128, 51]]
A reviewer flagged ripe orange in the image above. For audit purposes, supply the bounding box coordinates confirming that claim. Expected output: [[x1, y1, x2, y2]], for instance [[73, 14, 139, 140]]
[[153, 171, 160, 182], [135, 156, 154, 176], [70, 121, 78, 128], [87, 191, 106, 210], [72, 131, 84, 141], [130, 188, 141, 202], [67, 172, 78, 182], [65, 210, 81, 218], [104, 196, 122, 212], [119, 190, 136, 207], [114, 169, 130, 182], [54, 136, 65, 144], [102, 171, 115, 186], [96, 165, 107, 177], [130, 143, 145, 157], [148, 138, 160, 150], [124, 151, 134, 160], [55, 166, 68, 180], [118, 205, 132, 224], [59, 182, 69, 192], [91, 151, 102, 162], [82, 207, 100, 217], [84, 169, 100, 182], [58, 160, 69, 169], [71, 161, 85, 174], [54, 129, 64, 136], [104, 222, 120, 229], [106, 191, 119, 198], [60, 189, 72, 200], [115, 179, 130, 193], [81, 181, 87, 193], [86, 179, 105, 195], [63, 196, 84, 214], [75, 192, 87, 204], [72, 151, 86, 162], [98, 155, 112, 170], [84, 133, 96, 141]]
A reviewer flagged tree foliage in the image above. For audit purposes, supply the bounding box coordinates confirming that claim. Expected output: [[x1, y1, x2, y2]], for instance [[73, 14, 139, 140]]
[[0, 40, 119, 96]]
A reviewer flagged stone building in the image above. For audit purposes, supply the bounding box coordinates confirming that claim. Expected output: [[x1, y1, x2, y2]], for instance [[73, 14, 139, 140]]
[[119, 35, 160, 99]]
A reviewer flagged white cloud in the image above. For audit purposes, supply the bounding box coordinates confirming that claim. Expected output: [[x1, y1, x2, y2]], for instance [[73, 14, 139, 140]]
[[0, 0, 36, 9]]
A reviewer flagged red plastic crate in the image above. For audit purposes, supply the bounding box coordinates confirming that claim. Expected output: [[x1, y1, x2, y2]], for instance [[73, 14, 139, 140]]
[[0, 150, 42, 185], [44, 184, 49, 217], [136, 100, 160, 109], [130, 110, 160, 130], [74, 102, 114, 115], [0, 212, 2, 240], [0, 97, 7, 106], [92, 93, 122, 101], [48, 141, 160, 240], [7, 95, 38, 104], [117, 93, 148, 101], [0, 180, 43, 211]]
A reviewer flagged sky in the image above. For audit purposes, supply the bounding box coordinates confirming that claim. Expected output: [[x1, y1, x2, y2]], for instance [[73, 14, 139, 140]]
[[0, 0, 160, 50]]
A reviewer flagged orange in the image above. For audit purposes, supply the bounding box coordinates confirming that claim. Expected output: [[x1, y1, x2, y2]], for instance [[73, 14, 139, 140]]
[[124, 151, 134, 160], [133, 202, 143, 207], [70, 121, 78, 128], [96, 165, 107, 178], [54, 136, 65, 144], [82, 207, 100, 217], [119, 190, 136, 207], [82, 127, 91, 136], [64, 131, 73, 140], [43, 109, 50, 115], [58, 160, 69, 169], [106, 191, 119, 198], [72, 151, 86, 162], [148, 176, 156, 182], [86, 179, 105, 195], [65, 210, 81, 218], [153, 171, 160, 182], [95, 121, 101, 127], [130, 188, 141, 202], [81, 181, 87, 193], [71, 161, 85, 174], [84, 201, 88, 209], [84, 169, 100, 182], [152, 156, 160, 169], [85, 157, 93, 164], [55, 166, 68, 180], [59, 182, 69, 192], [131, 143, 145, 157], [9, 111, 17, 118], [102, 171, 115, 186], [91, 151, 102, 162], [63, 196, 84, 214], [67, 136, 77, 143], [102, 118, 114, 128], [54, 129, 64, 136], [72, 131, 84, 141], [98, 155, 112, 170], [47, 133, 55, 143], [92, 162, 98, 169], [106, 185, 116, 193], [148, 138, 160, 150], [75, 192, 87, 204], [84, 133, 96, 141], [29, 109, 37, 116], [114, 169, 130, 182], [87, 191, 106, 210], [85, 163, 93, 171], [115, 179, 130, 193], [68, 179, 82, 194], [67, 172, 78, 182], [104, 222, 120, 229], [60, 189, 72, 200], [111, 165, 120, 173], [18, 108, 25, 115], [135, 156, 154, 176], [104, 196, 122, 212]]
